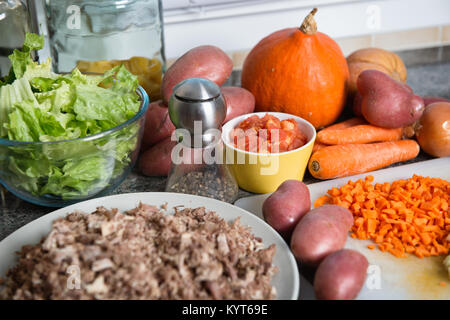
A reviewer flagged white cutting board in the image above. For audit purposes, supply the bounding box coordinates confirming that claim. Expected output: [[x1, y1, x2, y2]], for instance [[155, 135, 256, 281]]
[[235, 157, 450, 300]]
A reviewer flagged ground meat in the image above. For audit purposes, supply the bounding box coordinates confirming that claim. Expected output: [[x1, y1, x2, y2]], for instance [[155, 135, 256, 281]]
[[0, 203, 277, 300]]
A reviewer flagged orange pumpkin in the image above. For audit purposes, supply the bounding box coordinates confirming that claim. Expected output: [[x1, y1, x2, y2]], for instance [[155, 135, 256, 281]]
[[241, 8, 349, 129]]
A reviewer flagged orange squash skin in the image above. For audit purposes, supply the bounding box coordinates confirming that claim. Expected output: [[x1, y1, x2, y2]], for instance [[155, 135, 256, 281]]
[[346, 48, 407, 97], [241, 28, 349, 129]]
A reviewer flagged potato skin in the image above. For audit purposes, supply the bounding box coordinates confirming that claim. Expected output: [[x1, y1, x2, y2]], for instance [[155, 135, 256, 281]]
[[352, 92, 363, 117], [314, 249, 368, 300], [139, 137, 177, 176], [141, 100, 175, 152], [222, 87, 255, 123], [290, 205, 353, 266], [353, 82, 413, 117], [161, 45, 233, 104], [357, 70, 424, 128], [262, 180, 311, 239]]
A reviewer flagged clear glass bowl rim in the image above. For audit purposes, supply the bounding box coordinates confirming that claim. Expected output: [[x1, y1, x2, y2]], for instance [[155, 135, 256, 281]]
[[0, 86, 149, 147]]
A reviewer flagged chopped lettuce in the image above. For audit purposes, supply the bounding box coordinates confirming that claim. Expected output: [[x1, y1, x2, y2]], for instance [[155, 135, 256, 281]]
[[0, 78, 38, 137], [9, 33, 46, 80], [0, 33, 142, 200]]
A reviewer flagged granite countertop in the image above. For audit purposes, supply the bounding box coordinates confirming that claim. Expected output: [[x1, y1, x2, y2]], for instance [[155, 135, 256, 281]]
[[1, 54, 449, 241]]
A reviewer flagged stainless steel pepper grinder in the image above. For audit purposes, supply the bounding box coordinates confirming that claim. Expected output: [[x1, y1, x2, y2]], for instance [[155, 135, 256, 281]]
[[165, 78, 239, 203]]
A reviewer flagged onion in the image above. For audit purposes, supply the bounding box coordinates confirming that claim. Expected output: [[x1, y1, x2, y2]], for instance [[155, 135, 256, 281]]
[[422, 96, 450, 106], [415, 102, 450, 157]]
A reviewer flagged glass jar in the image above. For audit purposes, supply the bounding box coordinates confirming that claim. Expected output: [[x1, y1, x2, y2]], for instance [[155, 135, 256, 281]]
[[0, 0, 32, 77], [44, 0, 165, 101]]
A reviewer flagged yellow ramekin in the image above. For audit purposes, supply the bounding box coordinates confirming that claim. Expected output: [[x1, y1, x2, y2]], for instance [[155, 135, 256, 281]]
[[222, 112, 316, 194]]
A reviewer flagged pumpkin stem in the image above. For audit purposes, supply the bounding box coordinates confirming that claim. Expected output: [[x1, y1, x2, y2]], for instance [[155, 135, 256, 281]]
[[300, 8, 318, 35]]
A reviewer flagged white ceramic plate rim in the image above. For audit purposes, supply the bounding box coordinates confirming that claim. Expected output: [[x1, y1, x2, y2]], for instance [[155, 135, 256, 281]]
[[0, 192, 299, 300]]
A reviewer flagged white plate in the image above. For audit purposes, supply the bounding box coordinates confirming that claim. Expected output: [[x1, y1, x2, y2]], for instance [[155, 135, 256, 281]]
[[0, 192, 299, 300], [235, 158, 450, 300]]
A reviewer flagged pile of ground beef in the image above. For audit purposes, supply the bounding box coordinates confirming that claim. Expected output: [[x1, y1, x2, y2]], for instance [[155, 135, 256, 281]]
[[0, 203, 277, 300]]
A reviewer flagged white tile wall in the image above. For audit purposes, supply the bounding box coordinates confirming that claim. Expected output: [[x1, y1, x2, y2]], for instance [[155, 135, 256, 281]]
[[163, 0, 450, 58], [35, 0, 450, 62]]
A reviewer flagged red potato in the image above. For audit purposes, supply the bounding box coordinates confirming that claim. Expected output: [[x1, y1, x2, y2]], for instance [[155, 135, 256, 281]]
[[161, 45, 233, 104], [221, 87, 256, 123], [141, 100, 175, 152], [357, 70, 424, 128], [322, 205, 354, 231], [352, 92, 363, 117], [139, 137, 177, 176], [353, 82, 413, 117], [262, 180, 311, 239], [314, 249, 368, 300], [290, 205, 353, 266]]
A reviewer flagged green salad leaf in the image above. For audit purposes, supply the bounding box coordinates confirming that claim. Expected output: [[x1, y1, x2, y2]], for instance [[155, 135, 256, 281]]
[[0, 33, 142, 200], [9, 33, 45, 80]]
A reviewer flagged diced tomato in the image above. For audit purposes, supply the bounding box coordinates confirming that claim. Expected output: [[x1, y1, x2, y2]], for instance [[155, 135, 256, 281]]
[[265, 117, 281, 130], [281, 119, 295, 131], [231, 114, 308, 153], [289, 137, 304, 150]]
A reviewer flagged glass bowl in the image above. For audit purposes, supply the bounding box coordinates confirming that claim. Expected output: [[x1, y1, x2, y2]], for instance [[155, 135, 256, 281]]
[[0, 86, 149, 207]]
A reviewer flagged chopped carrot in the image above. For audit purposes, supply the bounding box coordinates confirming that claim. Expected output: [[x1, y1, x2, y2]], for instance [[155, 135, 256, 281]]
[[367, 244, 376, 250], [313, 195, 330, 207], [315, 175, 450, 259]]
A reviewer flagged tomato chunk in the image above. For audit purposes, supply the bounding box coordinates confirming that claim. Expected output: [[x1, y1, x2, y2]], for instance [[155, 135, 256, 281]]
[[230, 114, 308, 153]]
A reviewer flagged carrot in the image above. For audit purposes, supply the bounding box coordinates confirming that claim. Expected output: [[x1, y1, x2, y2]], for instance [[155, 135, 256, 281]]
[[314, 175, 450, 259], [312, 118, 365, 154], [320, 117, 367, 132], [403, 124, 416, 138], [312, 141, 328, 153], [308, 140, 420, 180], [317, 125, 403, 145]]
